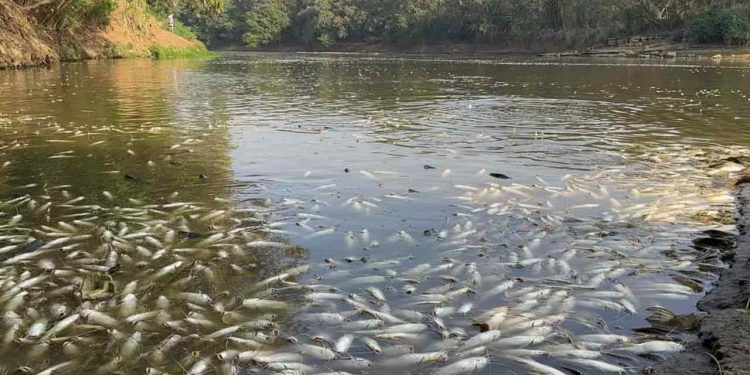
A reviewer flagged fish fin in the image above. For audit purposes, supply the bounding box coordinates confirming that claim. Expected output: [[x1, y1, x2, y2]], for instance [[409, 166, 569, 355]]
[[646, 306, 676, 324]]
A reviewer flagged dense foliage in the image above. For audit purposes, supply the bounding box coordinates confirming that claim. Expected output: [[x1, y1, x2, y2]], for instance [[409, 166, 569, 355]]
[[186, 0, 750, 48], [11, 0, 118, 29], [690, 8, 750, 44], [9, 0, 749, 48], [243, 0, 290, 47], [146, 0, 227, 19], [10, 0, 226, 32]]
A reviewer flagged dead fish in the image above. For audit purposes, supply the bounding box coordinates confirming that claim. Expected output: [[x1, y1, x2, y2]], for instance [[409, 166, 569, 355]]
[[242, 298, 287, 310], [463, 330, 501, 349], [362, 337, 383, 354], [335, 334, 354, 353], [36, 361, 75, 375], [489, 173, 510, 179], [383, 352, 448, 367], [40, 313, 79, 341], [620, 340, 683, 354], [296, 343, 337, 360], [510, 357, 567, 375], [433, 357, 489, 375], [81, 309, 119, 328], [562, 358, 627, 373]]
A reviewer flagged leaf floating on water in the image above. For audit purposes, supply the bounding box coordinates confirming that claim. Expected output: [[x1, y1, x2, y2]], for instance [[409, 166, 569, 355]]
[[25, 239, 45, 251], [489, 172, 511, 179]]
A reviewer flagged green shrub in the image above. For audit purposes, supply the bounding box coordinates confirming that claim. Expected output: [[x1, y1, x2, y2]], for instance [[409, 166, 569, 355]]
[[149, 43, 217, 59], [67, 0, 116, 27], [690, 9, 750, 45], [242, 0, 289, 47], [172, 20, 199, 40], [89, 0, 116, 26], [317, 32, 335, 47]]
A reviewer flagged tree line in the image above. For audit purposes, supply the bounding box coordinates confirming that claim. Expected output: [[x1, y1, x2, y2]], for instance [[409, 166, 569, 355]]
[[184, 0, 750, 48], [8, 0, 748, 49]]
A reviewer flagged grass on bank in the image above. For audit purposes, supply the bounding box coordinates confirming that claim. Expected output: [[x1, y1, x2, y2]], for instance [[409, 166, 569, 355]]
[[149, 44, 217, 59], [706, 351, 724, 375]]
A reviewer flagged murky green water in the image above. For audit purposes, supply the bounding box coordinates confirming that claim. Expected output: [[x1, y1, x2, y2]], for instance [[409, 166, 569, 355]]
[[0, 54, 749, 374]]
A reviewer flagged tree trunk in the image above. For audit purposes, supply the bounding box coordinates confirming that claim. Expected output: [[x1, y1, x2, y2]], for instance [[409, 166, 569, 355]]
[[543, 0, 564, 31]]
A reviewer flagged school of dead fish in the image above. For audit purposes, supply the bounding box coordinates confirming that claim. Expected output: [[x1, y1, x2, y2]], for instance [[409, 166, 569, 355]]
[[275, 142, 742, 375], [0, 120, 747, 375]]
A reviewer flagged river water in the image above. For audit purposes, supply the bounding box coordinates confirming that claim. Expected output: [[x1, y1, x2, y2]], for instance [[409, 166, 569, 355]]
[[0, 53, 749, 374]]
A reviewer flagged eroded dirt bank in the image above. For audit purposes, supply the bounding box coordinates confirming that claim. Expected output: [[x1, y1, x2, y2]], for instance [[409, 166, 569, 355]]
[[0, 0, 202, 69], [656, 181, 750, 375]]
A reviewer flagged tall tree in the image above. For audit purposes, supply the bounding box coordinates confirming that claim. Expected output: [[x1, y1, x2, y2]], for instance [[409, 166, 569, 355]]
[[243, 0, 290, 47]]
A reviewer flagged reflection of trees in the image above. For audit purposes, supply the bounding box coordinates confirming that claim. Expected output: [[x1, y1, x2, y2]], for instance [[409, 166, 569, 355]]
[[0, 59, 235, 204], [0, 58, 309, 373], [231, 55, 750, 146], [0, 55, 311, 273]]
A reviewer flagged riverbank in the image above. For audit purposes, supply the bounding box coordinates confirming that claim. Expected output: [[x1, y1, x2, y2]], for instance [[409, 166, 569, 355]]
[[0, 0, 209, 69], [539, 42, 750, 61], [655, 175, 750, 375], [221, 41, 750, 62]]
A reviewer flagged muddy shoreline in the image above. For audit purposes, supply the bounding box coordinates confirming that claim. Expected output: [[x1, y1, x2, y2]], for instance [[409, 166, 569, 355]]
[[655, 181, 750, 375], [220, 42, 750, 62]]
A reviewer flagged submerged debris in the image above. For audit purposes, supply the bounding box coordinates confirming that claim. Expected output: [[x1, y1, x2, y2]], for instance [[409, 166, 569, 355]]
[[488, 172, 511, 179]]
